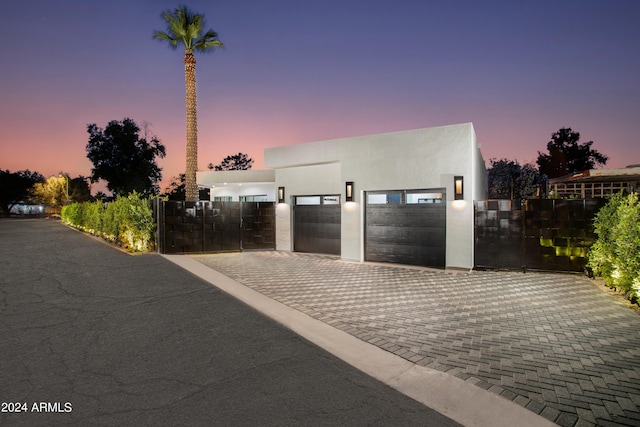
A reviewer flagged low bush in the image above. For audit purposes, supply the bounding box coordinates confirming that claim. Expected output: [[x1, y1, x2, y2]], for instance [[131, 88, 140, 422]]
[[588, 192, 640, 299], [61, 192, 156, 252]]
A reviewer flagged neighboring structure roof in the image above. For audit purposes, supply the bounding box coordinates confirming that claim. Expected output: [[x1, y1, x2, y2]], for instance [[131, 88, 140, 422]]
[[547, 165, 640, 198], [549, 165, 640, 184]]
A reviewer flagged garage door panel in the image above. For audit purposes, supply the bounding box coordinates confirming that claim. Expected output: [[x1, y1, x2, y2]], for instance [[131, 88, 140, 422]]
[[294, 203, 341, 255], [367, 225, 444, 244], [365, 190, 445, 268], [366, 243, 443, 266], [295, 237, 340, 255]]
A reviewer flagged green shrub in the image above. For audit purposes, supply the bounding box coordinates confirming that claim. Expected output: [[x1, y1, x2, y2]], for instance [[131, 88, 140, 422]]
[[589, 192, 640, 298], [112, 192, 156, 252], [60, 193, 155, 252], [588, 192, 624, 284], [61, 203, 80, 226], [84, 200, 103, 234], [612, 193, 640, 296], [103, 198, 124, 242]]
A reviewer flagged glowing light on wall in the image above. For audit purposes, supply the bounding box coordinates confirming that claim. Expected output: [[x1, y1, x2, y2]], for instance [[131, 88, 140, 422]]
[[345, 181, 354, 202], [278, 186, 285, 204], [454, 176, 464, 200], [452, 200, 467, 210]]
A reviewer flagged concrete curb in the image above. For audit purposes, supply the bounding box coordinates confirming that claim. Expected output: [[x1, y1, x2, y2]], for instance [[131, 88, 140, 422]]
[[163, 254, 556, 427]]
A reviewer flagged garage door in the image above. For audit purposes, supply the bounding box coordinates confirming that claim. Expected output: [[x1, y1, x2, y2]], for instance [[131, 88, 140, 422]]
[[294, 195, 341, 255], [365, 189, 446, 268]]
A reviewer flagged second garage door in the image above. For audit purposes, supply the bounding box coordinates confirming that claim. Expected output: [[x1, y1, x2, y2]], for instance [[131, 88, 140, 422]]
[[365, 189, 446, 268], [293, 195, 341, 255]]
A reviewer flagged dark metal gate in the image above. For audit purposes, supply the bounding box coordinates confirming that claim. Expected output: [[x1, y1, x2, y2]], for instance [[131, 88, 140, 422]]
[[474, 199, 606, 272], [365, 189, 446, 268], [158, 201, 275, 254]]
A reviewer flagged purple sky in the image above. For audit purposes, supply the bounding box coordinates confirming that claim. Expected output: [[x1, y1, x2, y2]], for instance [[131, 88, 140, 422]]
[[2, 0, 639, 193]]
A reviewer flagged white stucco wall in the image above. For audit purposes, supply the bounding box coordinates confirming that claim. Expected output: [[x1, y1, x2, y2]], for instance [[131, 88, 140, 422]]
[[265, 123, 486, 269], [272, 163, 341, 251]]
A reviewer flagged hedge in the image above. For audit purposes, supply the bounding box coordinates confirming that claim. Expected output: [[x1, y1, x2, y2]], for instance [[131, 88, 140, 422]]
[[588, 192, 640, 300], [61, 192, 156, 252]]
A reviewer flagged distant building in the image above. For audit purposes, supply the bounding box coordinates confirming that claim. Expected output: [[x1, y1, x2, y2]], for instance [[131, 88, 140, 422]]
[[548, 165, 640, 198], [9, 203, 45, 216]]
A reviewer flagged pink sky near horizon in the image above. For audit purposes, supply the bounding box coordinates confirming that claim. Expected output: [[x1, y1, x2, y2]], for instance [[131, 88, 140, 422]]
[[2, 0, 639, 194]]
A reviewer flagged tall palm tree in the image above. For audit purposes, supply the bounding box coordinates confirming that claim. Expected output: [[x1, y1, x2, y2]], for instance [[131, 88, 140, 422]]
[[154, 6, 224, 202]]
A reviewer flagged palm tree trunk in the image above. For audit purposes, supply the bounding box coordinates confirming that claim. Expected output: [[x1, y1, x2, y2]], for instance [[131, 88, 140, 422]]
[[184, 49, 198, 202]]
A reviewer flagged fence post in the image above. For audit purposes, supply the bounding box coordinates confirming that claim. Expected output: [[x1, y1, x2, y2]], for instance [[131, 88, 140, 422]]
[[155, 197, 163, 254], [202, 201, 206, 253]]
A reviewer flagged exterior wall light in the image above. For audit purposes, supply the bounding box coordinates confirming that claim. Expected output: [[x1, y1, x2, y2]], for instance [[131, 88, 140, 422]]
[[454, 176, 464, 200], [345, 181, 354, 202], [278, 186, 285, 204]]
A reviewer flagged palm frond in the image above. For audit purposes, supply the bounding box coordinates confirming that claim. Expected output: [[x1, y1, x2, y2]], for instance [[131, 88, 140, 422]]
[[154, 5, 222, 53], [194, 30, 223, 52], [153, 30, 179, 49]]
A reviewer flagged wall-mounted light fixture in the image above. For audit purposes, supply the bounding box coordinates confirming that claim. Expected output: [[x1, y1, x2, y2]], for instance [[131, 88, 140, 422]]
[[454, 176, 464, 200], [278, 187, 285, 204], [345, 181, 354, 202]]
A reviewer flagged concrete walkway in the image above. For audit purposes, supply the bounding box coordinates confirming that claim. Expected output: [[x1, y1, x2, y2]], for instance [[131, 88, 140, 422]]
[[188, 251, 640, 427], [1, 219, 460, 426]]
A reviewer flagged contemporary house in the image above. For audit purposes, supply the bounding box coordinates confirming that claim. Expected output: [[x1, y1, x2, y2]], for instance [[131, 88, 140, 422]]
[[197, 122, 487, 270], [548, 165, 640, 198]]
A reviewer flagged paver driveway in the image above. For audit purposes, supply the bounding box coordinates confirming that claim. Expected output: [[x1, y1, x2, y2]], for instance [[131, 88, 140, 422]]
[[193, 251, 640, 427]]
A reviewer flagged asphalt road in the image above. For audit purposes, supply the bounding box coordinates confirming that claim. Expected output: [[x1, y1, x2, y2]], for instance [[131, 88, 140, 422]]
[[0, 219, 460, 426]]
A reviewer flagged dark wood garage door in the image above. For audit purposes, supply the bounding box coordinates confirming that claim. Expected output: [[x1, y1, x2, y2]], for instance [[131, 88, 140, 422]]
[[365, 190, 446, 268], [293, 195, 341, 255]]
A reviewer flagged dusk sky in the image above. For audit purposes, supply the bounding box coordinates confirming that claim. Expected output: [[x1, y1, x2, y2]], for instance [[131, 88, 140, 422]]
[[1, 0, 639, 193]]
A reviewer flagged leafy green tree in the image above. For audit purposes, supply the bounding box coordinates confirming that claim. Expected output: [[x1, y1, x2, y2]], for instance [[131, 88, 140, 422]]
[[154, 6, 224, 202], [69, 176, 91, 202], [31, 175, 69, 212], [487, 159, 545, 199], [0, 169, 44, 216], [163, 173, 186, 201], [208, 152, 254, 171], [86, 118, 166, 196], [536, 127, 608, 179]]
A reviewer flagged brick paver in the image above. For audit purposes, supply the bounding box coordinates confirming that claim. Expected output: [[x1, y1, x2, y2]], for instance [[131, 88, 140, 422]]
[[193, 251, 640, 426]]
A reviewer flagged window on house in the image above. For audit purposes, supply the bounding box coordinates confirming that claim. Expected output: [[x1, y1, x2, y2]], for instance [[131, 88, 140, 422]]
[[367, 192, 402, 204], [240, 195, 268, 202], [322, 196, 340, 205], [406, 192, 443, 204], [295, 195, 341, 205], [295, 196, 321, 205]]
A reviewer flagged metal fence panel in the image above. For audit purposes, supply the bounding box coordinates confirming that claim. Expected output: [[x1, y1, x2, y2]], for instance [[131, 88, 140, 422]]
[[158, 200, 275, 254], [474, 199, 605, 272]]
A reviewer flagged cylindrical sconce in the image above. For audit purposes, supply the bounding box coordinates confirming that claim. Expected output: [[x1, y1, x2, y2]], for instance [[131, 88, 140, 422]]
[[278, 187, 285, 203], [454, 176, 463, 200], [345, 181, 354, 202]]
